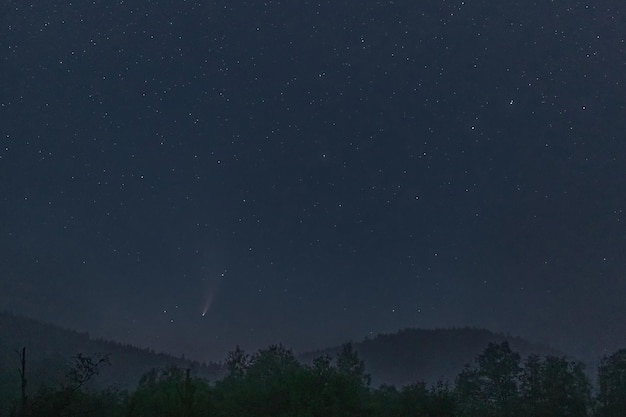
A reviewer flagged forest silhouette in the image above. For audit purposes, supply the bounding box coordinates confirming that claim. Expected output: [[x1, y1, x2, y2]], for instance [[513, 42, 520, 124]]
[[2, 312, 625, 417], [3, 335, 626, 416]]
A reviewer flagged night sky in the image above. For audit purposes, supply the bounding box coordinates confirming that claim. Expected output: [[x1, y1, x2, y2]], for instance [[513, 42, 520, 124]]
[[1, 0, 625, 362]]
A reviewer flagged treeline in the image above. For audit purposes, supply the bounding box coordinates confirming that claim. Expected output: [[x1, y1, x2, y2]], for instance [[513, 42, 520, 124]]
[[6, 342, 626, 417]]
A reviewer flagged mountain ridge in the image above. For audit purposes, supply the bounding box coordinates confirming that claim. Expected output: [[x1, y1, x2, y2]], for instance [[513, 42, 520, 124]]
[[301, 327, 564, 386], [1, 311, 567, 396]]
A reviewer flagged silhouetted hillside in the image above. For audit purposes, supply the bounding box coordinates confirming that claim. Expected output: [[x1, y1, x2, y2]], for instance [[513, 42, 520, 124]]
[[301, 327, 564, 386], [0, 311, 224, 415]]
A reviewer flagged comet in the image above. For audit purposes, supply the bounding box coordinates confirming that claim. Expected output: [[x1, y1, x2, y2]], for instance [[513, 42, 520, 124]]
[[201, 291, 214, 317], [200, 266, 226, 317]]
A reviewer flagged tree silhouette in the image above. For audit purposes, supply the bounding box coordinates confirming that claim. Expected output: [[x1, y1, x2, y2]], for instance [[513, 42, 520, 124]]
[[225, 345, 249, 379], [26, 352, 116, 417], [336, 343, 371, 387], [456, 341, 521, 417], [597, 349, 626, 417], [520, 355, 590, 417]]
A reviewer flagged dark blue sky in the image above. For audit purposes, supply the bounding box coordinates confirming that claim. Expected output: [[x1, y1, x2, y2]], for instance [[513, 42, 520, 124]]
[[1, 0, 625, 362]]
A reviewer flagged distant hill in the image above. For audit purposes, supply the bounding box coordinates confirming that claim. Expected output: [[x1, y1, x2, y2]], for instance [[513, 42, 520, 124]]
[[1, 311, 566, 413], [300, 327, 564, 387], [0, 311, 224, 415]]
